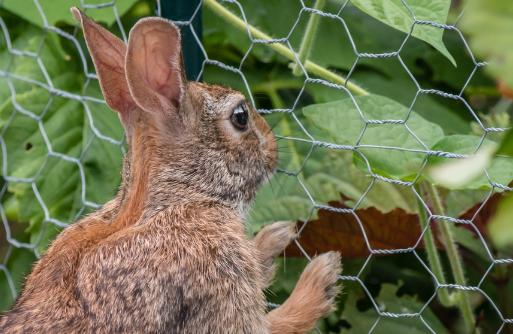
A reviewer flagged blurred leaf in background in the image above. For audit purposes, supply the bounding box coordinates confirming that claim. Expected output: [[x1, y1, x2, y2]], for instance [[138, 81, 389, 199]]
[[460, 0, 513, 261], [426, 136, 513, 190], [488, 193, 513, 253], [1, 0, 140, 27], [459, 0, 513, 89]]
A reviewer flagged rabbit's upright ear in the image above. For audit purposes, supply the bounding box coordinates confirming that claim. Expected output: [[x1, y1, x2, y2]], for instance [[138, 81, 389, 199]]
[[125, 18, 185, 114], [71, 8, 136, 120]]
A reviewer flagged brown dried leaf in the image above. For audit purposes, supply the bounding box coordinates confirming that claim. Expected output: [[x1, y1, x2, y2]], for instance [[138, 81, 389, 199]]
[[285, 197, 442, 258]]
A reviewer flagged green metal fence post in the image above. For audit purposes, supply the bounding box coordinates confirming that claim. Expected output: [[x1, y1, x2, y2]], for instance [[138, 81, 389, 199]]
[[161, 0, 203, 81]]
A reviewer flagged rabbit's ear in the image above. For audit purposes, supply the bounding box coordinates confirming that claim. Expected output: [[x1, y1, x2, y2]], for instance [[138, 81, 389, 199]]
[[71, 8, 136, 119], [125, 18, 185, 114]]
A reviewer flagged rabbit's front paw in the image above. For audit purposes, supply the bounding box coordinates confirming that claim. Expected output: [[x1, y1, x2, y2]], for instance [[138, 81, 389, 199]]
[[254, 221, 295, 256], [266, 251, 342, 334], [296, 251, 342, 317], [253, 221, 296, 287]]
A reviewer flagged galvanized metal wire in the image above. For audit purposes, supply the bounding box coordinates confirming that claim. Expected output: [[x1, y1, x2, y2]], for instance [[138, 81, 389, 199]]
[[0, 0, 511, 332]]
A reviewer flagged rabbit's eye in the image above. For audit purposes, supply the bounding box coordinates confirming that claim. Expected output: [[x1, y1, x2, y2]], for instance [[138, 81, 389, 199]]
[[231, 104, 249, 131]]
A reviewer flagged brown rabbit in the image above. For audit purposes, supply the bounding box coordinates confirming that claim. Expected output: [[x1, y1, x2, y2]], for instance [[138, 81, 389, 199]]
[[0, 8, 342, 334]]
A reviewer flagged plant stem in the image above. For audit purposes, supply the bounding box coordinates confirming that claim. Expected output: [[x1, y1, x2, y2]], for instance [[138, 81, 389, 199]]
[[424, 181, 478, 334], [414, 183, 452, 307], [292, 0, 325, 76], [266, 89, 303, 179], [203, 0, 369, 96], [251, 79, 304, 93]]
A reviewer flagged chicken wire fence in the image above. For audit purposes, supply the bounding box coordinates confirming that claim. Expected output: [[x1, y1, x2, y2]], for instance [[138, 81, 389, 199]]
[[0, 0, 511, 333]]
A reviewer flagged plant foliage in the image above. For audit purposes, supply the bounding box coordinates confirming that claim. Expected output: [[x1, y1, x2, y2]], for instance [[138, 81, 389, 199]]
[[0, 1, 512, 333]]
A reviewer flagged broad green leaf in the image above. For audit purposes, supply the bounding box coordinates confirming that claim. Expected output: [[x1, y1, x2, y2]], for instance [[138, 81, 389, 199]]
[[250, 181, 313, 232], [350, 0, 455, 65], [2, 0, 139, 27], [308, 77, 471, 135], [0, 25, 74, 101], [308, 67, 472, 135], [0, 9, 129, 309], [204, 2, 476, 135], [1, 84, 124, 254], [0, 21, 124, 254], [426, 135, 513, 190], [250, 149, 419, 233], [459, 0, 513, 88], [303, 95, 445, 180], [342, 282, 450, 334]]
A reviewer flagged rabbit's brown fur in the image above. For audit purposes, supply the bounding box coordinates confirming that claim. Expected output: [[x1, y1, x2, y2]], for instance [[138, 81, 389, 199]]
[[0, 9, 341, 334]]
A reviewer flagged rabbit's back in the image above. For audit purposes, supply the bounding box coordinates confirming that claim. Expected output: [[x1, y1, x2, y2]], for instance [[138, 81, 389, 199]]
[[0, 221, 111, 331], [76, 206, 267, 333], [1, 204, 269, 334]]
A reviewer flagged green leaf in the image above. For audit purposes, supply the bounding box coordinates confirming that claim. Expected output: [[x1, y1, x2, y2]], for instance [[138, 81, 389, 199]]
[[0, 247, 37, 312], [0, 85, 124, 254], [308, 77, 471, 135], [426, 135, 513, 190], [250, 149, 419, 233], [301, 150, 418, 213], [488, 192, 513, 252], [0, 25, 75, 102], [0, 22, 124, 254], [203, 1, 476, 135], [459, 0, 513, 88], [2, 0, 139, 27], [496, 129, 513, 157], [303, 95, 445, 180], [442, 188, 490, 218], [452, 225, 491, 262], [350, 0, 455, 65], [342, 282, 450, 334], [250, 178, 313, 232]]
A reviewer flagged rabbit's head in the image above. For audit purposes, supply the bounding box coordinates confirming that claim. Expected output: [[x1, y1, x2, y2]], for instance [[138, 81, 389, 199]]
[[72, 9, 277, 217]]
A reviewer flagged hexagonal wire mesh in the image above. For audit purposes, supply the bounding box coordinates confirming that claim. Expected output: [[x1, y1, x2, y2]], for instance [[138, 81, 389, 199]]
[[0, 0, 511, 332]]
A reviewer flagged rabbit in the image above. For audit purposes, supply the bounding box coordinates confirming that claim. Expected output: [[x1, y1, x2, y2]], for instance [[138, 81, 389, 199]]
[[0, 8, 342, 334]]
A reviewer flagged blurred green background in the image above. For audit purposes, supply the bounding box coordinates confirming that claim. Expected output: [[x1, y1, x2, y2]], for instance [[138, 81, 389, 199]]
[[0, 0, 512, 333]]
